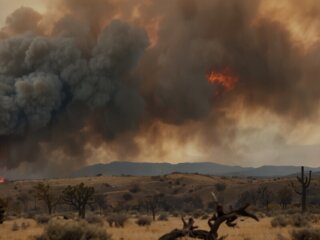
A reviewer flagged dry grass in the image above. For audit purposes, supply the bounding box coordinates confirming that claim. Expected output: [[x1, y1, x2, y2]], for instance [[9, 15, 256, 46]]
[[1, 173, 320, 239], [1, 173, 320, 210], [0, 217, 303, 240], [0, 218, 43, 240]]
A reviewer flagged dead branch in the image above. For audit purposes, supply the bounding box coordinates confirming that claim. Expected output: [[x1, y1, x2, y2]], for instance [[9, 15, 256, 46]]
[[158, 229, 186, 240], [158, 191, 259, 240], [209, 203, 259, 236]]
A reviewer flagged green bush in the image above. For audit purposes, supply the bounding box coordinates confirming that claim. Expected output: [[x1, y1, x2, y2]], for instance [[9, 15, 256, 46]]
[[37, 219, 111, 240]]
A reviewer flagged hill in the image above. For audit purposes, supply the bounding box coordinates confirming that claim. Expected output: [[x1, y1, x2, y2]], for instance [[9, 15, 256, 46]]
[[72, 161, 320, 177]]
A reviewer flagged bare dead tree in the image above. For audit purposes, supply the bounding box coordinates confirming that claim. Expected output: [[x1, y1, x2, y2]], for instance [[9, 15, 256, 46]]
[[28, 189, 38, 210], [257, 186, 274, 210], [94, 194, 108, 215], [290, 166, 312, 213], [277, 187, 292, 209], [34, 182, 60, 215], [61, 182, 95, 218], [159, 229, 187, 240], [207, 203, 258, 239], [17, 192, 30, 213], [145, 194, 160, 221], [236, 190, 258, 207], [158, 191, 258, 240]]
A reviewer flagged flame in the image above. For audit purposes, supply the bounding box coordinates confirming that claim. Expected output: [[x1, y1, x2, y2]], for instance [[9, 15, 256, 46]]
[[0, 177, 5, 184], [207, 67, 239, 91]]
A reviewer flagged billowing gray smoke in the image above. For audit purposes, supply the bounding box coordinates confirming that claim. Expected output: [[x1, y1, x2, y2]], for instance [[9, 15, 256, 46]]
[[0, 6, 148, 172], [1, 72, 62, 133], [0, 0, 320, 177]]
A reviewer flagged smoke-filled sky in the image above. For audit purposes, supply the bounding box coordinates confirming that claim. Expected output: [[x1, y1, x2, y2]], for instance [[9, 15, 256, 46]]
[[0, 0, 320, 178]]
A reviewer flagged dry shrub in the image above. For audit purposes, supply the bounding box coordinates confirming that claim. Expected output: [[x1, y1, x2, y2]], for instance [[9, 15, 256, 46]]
[[106, 215, 114, 227], [35, 215, 51, 224], [306, 214, 320, 224], [256, 212, 266, 219], [193, 209, 204, 219], [136, 216, 151, 226], [276, 233, 288, 240], [271, 214, 309, 228], [36, 219, 111, 240], [158, 213, 169, 221], [271, 215, 289, 227], [291, 227, 320, 240], [171, 211, 180, 217], [201, 214, 209, 220], [106, 213, 127, 228], [215, 183, 226, 192], [283, 208, 300, 215], [24, 212, 36, 219], [291, 214, 310, 228], [86, 214, 104, 225], [6, 215, 18, 221], [21, 222, 30, 230], [129, 210, 139, 218], [11, 221, 31, 231], [129, 184, 140, 193], [11, 222, 19, 231], [61, 213, 74, 220]]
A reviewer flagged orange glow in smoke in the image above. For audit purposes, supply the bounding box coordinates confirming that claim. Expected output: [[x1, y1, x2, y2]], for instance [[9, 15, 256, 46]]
[[207, 67, 239, 91]]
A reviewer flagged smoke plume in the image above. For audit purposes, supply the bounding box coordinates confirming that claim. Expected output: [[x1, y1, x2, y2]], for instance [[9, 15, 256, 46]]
[[0, 0, 320, 177]]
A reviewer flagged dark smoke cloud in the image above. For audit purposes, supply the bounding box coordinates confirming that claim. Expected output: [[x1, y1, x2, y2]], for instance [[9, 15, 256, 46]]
[[140, 0, 310, 122], [1, 6, 43, 37], [0, 0, 320, 176], [0, 3, 149, 171]]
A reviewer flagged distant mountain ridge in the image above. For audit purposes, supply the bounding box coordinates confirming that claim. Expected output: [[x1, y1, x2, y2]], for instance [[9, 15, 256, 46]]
[[72, 161, 320, 177]]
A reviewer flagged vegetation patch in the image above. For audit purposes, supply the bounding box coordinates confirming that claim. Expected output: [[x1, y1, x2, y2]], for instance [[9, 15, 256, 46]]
[[35, 219, 111, 240]]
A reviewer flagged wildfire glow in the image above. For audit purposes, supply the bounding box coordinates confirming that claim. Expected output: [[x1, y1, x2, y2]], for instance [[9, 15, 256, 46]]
[[0, 177, 5, 184], [207, 67, 239, 91]]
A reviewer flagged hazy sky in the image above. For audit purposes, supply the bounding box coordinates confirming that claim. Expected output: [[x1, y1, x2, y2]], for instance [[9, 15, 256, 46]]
[[0, 0, 320, 179]]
